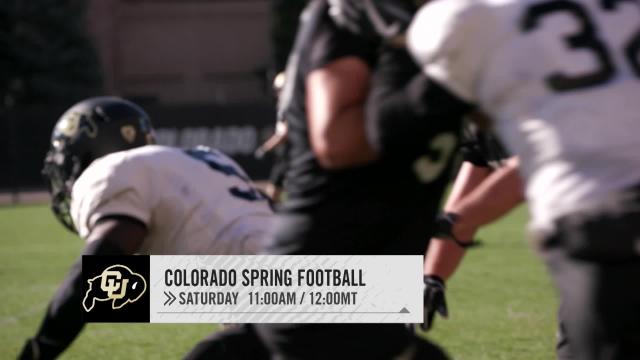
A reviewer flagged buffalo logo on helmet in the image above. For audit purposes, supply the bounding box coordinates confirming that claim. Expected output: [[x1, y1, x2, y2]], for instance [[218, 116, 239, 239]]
[[82, 265, 147, 312], [56, 111, 98, 138]]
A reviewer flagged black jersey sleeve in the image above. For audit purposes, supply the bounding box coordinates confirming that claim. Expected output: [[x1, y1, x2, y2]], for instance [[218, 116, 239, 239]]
[[306, 11, 379, 72]]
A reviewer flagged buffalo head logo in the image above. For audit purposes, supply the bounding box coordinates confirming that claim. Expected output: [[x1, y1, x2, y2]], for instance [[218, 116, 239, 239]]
[[56, 111, 98, 138], [83, 265, 147, 312]]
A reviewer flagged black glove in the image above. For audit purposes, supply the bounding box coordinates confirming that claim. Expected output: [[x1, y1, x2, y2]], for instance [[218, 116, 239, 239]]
[[18, 337, 65, 360], [422, 275, 448, 331]]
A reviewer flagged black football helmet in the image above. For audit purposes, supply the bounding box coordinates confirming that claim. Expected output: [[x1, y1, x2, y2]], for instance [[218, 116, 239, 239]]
[[42, 96, 155, 232]]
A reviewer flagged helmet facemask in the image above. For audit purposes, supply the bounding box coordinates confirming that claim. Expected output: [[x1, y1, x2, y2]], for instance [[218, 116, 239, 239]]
[[42, 141, 82, 233]]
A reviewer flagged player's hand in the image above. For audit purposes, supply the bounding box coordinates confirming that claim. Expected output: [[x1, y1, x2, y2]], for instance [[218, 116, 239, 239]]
[[422, 275, 448, 331]]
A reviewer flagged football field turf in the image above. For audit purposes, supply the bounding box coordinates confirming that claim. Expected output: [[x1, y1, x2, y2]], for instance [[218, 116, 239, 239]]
[[0, 204, 556, 359]]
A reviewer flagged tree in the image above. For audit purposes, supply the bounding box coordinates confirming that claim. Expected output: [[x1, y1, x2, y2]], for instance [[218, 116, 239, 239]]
[[0, 0, 102, 108]]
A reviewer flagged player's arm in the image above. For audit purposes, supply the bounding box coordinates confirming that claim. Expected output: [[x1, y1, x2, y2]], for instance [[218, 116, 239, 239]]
[[307, 57, 378, 169], [302, 7, 386, 170], [418, 161, 491, 331], [19, 217, 146, 360], [424, 162, 492, 279], [426, 157, 524, 280], [447, 157, 524, 237], [421, 158, 524, 330], [304, 1, 424, 170]]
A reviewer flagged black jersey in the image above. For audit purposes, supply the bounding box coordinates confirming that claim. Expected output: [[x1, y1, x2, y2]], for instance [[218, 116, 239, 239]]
[[460, 124, 510, 169], [270, 0, 462, 255]]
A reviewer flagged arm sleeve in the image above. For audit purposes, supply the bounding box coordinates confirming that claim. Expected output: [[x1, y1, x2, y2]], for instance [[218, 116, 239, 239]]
[[306, 11, 379, 72], [407, 0, 493, 103], [25, 239, 125, 359], [71, 156, 153, 240]]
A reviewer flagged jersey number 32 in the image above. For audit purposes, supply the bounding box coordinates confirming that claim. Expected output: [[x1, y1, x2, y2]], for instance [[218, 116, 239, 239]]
[[521, 0, 640, 92]]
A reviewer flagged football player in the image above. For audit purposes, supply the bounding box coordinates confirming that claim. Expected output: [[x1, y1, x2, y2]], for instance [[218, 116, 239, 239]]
[[250, 0, 460, 359], [18, 97, 273, 359], [370, 1, 640, 359]]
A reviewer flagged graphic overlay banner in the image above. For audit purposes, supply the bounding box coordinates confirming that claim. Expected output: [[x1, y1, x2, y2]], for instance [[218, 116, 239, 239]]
[[150, 256, 422, 323]]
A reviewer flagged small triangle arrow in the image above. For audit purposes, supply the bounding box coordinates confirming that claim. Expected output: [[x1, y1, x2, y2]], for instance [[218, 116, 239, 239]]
[[399, 307, 410, 313]]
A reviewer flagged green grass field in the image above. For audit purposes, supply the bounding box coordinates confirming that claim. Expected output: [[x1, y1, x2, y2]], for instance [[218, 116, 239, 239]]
[[0, 204, 557, 359]]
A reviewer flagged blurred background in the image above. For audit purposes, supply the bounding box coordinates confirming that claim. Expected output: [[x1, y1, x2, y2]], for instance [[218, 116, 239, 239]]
[[1, 0, 307, 200]]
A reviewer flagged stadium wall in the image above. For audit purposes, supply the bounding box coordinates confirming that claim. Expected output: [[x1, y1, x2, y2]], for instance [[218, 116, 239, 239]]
[[87, 0, 272, 105]]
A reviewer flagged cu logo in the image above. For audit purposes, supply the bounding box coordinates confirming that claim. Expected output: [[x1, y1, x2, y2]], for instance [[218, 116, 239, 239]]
[[83, 265, 147, 312]]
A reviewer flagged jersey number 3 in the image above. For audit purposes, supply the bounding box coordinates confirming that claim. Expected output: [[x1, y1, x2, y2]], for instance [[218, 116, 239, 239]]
[[413, 133, 457, 183], [521, 0, 640, 92]]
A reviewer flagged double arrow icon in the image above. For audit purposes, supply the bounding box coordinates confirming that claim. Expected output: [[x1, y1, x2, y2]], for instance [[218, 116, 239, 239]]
[[164, 291, 177, 306]]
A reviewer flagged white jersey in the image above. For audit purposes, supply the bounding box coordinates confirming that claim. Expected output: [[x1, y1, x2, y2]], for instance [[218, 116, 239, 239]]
[[408, 0, 640, 233], [71, 145, 273, 254]]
